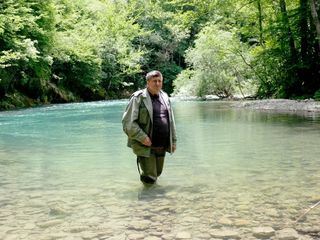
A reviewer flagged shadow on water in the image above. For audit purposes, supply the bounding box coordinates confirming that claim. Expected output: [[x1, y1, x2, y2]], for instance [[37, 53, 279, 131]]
[[137, 183, 169, 201], [137, 182, 208, 202]]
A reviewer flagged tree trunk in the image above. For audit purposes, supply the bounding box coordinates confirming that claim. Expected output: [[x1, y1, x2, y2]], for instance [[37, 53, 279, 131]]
[[257, 0, 264, 45], [279, 0, 298, 62], [309, 0, 320, 51], [300, 0, 309, 64]]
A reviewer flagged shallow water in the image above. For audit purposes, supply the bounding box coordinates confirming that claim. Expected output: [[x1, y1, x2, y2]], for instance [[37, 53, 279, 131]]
[[0, 100, 319, 239]]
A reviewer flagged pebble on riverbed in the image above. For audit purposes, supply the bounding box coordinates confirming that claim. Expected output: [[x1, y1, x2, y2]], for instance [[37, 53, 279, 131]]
[[252, 226, 275, 238], [276, 228, 299, 240], [209, 229, 241, 239]]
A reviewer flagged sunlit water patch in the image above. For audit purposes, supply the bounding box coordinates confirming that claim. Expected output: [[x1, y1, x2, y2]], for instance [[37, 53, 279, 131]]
[[0, 100, 319, 239]]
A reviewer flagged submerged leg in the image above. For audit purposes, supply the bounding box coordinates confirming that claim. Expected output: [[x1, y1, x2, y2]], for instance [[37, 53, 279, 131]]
[[137, 155, 157, 184], [137, 149, 166, 184]]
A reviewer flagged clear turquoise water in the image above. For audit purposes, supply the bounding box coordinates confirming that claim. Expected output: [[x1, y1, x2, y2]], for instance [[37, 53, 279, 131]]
[[0, 100, 319, 239]]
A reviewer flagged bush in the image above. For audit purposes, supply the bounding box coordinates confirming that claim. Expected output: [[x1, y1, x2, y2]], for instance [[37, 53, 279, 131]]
[[314, 89, 320, 101], [174, 23, 254, 98]]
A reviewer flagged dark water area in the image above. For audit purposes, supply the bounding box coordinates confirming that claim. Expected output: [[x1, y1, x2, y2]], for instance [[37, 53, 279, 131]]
[[0, 100, 319, 239]]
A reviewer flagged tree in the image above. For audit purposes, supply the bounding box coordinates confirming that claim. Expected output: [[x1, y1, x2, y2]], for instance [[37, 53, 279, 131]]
[[174, 23, 254, 98], [309, 0, 320, 52], [0, 0, 55, 104]]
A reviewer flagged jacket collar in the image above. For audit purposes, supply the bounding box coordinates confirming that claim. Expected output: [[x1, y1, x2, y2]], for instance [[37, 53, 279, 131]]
[[142, 88, 167, 99], [141, 88, 169, 122]]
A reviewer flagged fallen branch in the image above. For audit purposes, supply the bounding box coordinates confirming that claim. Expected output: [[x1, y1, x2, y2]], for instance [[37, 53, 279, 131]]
[[295, 200, 320, 223]]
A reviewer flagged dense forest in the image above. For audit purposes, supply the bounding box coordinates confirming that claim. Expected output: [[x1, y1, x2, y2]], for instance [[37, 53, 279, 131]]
[[1, 0, 320, 109]]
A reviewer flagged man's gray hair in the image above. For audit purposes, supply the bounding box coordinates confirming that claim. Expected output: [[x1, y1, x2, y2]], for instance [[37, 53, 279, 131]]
[[146, 70, 163, 81]]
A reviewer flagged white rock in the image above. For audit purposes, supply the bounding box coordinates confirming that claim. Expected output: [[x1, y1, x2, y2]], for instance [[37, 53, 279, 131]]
[[210, 229, 241, 239], [69, 226, 89, 233], [49, 205, 68, 215], [265, 209, 279, 217], [80, 231, 98, 239], [47, 232, 68, 239], [276, 228, 299, 240], [162, 233, 175, 239], [23, 223, 36, 230], [127, 233, 145, 240], [252, 227, 275, 238], [127, 220, 150, 230], [149, 231, 163, 237], [144, 236, 161, 240], [176, 231, 192, 239], [37, 219, 64, 228], [234, 219, 250, 226], [217, 217, 233, 226], [195, 232, 211, 239], [184, 216, 200, 223], [63, 236, 83, 240], [4, 235, 21, 240]]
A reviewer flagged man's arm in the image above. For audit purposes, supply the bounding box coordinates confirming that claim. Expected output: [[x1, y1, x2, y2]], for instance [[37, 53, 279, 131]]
[[169, 99, 177, 152], [122, 96, 150, 145]]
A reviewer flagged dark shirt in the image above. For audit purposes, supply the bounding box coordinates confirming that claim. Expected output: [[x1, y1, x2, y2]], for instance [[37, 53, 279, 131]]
[[150, 93, 170, 147]]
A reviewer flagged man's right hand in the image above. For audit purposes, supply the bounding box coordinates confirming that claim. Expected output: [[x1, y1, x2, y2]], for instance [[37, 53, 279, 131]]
[[142, 136, 152, 146]]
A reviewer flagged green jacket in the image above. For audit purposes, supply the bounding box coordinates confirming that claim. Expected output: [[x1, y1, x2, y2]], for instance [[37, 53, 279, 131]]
[[122, 88, 177, 157]]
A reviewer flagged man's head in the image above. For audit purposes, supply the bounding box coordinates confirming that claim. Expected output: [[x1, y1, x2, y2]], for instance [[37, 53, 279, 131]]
[[146, 70, 163, 95]]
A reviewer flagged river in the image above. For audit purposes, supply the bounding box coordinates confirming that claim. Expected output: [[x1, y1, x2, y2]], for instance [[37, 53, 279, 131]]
[[0, 100, 319, 239]]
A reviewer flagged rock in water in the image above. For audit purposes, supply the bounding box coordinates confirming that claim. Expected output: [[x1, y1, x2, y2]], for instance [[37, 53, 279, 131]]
[[209, 229, 241, 239], [276, 228, 299, 240], [175, 231, 192, 239], [252, 227, 275, 239]]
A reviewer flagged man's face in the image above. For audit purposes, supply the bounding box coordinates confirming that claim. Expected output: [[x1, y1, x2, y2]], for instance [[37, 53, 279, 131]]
[[147, 76, 163, 95]]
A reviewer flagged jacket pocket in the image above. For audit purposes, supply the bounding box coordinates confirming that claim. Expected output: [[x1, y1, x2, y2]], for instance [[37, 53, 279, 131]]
[[132, 140, 150, 157], [139, 107, 149, 125]]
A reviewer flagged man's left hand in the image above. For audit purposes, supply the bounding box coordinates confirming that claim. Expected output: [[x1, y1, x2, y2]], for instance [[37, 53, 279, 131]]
[[172, 144, 176, 153]]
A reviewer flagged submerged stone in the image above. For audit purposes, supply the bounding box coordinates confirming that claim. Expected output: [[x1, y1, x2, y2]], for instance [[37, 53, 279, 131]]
[[144, 236, 161, 240], [276, 228, 299, 240], [127, 233, 145, 240], [252, 227, 275, 238], [127, 220, 151, 230], [195, 232, 211, 239], [49, 205, 68, 216], [184, 216, 200, 223], [176, 231, 192, 239], [234, 219, 250, 227], [162, 233, 175, 239], [217, 217, 233, 226], [69, 225, 89, 233], [265, 208, 279, 217], [37, 219, 64, 228], [209, 229, 241, 239]]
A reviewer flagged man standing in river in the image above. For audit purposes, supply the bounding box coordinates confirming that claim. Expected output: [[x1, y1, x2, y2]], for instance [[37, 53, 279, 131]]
[[122, 70, 177, 184]]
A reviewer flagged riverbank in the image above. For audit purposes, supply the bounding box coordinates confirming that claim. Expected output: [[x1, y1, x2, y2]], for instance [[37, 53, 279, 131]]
[[233, 99, 320, 112], [172, 95, 320, 112], [0, 89, 131, 111], [2, 94, 320, 112]]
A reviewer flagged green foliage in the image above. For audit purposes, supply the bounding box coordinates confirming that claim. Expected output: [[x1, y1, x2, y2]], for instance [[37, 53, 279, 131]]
[[127, 0, 193, 91], [1, 0, 320, 109], [174, 23, 254, 98], [98, 2, 145, 94], [173, 69, 196, 96], [242, 0, 319, 98], [0, 0, 55, 101], [314, 89, 320, 101]]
